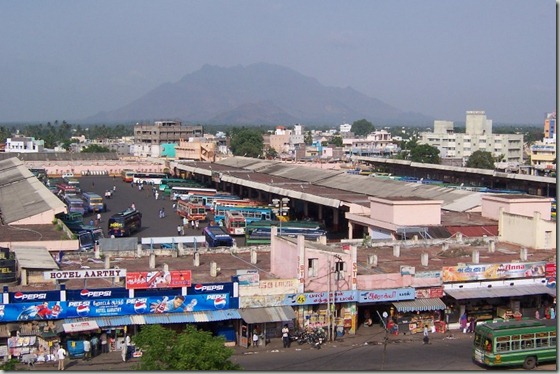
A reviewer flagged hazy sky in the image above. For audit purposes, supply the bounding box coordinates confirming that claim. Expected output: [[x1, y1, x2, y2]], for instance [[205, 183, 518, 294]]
[[0, 0, 556, 124]]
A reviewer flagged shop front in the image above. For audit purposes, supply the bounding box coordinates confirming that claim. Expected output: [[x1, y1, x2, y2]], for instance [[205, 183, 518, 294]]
[[391, 289, 447, 335], [356, 287, 415, 333], [238, 306, 296, 348]]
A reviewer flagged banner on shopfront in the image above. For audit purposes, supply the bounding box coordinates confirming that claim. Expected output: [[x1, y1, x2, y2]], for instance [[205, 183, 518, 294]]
[[442, 261, 547, 282], [236, 270, 259, 286], [44, 269, 126, 280], [283, 290, 357, 306], [358, 288, 415, 303], [8, 290, 61, 303], [0, 301, 63, 321], [545, 262, 556, 288], [415, 288, 444, 299], [66, 288, 129, 301], [125, 270, 192, 289]]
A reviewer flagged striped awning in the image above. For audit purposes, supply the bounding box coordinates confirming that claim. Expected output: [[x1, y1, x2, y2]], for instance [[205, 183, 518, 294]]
[[393, 298, 447, 313], [143, 313, 196, 324], [238, 306, 296, 324]]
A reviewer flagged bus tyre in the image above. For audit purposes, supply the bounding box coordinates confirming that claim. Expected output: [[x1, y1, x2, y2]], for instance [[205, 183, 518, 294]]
[[523, 356, 537, 370]]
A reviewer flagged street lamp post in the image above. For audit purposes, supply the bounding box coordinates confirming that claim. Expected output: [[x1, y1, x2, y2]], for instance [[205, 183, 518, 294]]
[[271, 197, 290, 235]]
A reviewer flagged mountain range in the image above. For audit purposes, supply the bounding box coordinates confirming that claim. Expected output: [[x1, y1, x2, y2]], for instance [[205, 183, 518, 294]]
[[84, 63, 434, 126]]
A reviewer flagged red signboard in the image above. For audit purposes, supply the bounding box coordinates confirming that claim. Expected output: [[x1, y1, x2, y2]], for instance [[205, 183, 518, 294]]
[[125, 270, 192, 289]]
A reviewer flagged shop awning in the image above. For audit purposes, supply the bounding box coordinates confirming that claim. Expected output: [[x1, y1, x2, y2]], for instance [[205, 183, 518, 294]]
[[62, 320, 99, 333], [143, 313, 196, 324], [444, 284, 556, 300], [192, 309, 241, 322], [393, 298, 447, 313], [238, 306, 296, 324]]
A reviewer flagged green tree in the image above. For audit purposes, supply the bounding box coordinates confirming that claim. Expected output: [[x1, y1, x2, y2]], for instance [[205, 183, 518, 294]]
[[304, 130, 313, 145], [466, 150, 496, 169], [265, 146, 278, 159], [81, 144, 111, 153], [229, 127, 264, 157], [351, 119, 374, 136], [409, 144, 440, 164], [132, 324, 241, 371], [330, 135, 343, 147]]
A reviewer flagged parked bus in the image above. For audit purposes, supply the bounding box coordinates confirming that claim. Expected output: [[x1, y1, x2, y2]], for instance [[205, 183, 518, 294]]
[[56, 183, 78, 196], [176, 200, 207, 221], [77, 227, 104, 251], [224, 211, 247, 235], [108, 208, 142, 237], [132, 172, 169, 185], [203, 226, 234, 247], [158, 178, 208, 194], [121, 169, 135, 182], [171, 186, 218, 201], [64, 195, 86, 215], [63, 177, 81, 192], [213, 205, 272, 225], [245, 224, 328, 245], [211, 198, 262, 212], [82, 192, 105, 213], [472, 318, 557, 370], [187, 193, 241, 210]]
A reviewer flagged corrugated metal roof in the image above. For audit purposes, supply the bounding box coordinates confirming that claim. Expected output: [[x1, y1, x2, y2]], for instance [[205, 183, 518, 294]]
[[143, 313, 196, 324], [239, 306, 296, 324], [393, 298, 447, 312], [444, 284, 555, 300], [0, 157, 66, 224], [446, 225, 498, 237], [192, 309, 241, 322], [11, 246, 59, 269]]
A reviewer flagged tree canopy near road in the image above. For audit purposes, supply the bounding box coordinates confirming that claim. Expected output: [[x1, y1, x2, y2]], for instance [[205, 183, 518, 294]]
[[466, 150, 496, 169], [132, 324, 241, 371], [229, 127, 264, 157], [351, 119, 375, 136]]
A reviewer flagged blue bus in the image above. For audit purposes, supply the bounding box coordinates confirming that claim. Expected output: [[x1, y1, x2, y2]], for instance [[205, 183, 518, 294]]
[[213, 205, 273, 225], [64, 195, 86, 215], [82, 192, 105, 213], [245, 224, 328, 245], [203, 226, 234, 247]]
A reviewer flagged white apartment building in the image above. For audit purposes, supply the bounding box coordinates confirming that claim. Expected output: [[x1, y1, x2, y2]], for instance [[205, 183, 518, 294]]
[[5, 136, 44, 153], [419, 111, 524, 166], [529, 112, 556, 176], [342, 129, 399, 157], [339, 123, 352, 133]]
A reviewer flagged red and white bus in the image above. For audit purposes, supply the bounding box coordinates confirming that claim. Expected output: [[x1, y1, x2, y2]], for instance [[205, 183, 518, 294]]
[[224, 210, 247, 235], [176, 200, 207, 222]]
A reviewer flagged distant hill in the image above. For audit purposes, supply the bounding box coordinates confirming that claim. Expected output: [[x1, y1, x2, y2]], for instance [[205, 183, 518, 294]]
[[84, 63, 433, 126]]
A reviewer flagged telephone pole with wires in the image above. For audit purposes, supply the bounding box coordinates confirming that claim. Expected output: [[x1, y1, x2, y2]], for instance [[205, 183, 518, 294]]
[[376, 310, 390, 370]]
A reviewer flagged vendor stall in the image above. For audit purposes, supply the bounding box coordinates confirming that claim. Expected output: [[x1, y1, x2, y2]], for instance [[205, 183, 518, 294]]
[[392, 298, 446, 335]]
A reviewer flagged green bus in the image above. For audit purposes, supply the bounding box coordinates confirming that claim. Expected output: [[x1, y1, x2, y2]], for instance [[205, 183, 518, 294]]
[[158, 178, 207, 195], [472, 318, 556, 370]]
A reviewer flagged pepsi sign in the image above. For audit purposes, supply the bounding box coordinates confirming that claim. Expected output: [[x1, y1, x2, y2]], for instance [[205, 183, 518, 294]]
[[189, 282, 233, 294], [10, 291, 59, 303], [66, 287, 128, 301]]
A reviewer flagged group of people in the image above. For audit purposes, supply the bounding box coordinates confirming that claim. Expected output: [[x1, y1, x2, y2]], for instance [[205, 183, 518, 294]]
[[459, 312, 477, 333], [55, 333, 109, 371]]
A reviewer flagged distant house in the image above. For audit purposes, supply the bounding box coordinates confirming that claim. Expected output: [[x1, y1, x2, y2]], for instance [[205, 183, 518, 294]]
[[5, 136, 44, 153]]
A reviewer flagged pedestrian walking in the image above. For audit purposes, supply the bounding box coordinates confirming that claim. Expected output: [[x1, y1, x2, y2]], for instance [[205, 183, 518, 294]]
[[159, 209, 163, 219], [121, 341, 127, 362], [282, 324, 290, 348], [57, 345, 67, 371], [96, 212, 101, 223], [100, 332, 108, 354], [181, 226, 184, 236], [161, 207, 165, 218], [191, 220, 195, 229], [252, 330, 260, 347], [90, 335, 99, 358], [155, 191, 159, 200], [183, 216, 188, 227], [195, 220, 199, 229], [177, 224, 182, 236], [131, 202, 136, 210], [83, 338, 91, 361]]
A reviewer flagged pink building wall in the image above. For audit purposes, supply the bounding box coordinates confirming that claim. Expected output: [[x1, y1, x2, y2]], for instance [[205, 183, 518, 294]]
[[357, 273, 412, 289], [369, 197, 442, 226], [482, 195, 553, 221]]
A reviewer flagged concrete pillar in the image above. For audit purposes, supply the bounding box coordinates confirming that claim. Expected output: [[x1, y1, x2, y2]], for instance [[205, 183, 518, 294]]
[[393, 244, 400, 257], [520, 248, 528, 261], [442, 242, 449, 251], [456, 232, 463, 243], [472, 250, 479, 264], [368, 254, 377, 267], [104, 255, 110, 269], [210, 261, 218, 277], [332, 207, 339, 232], [488, 240, 495, 253], [193, 252, 200, 267], [348, 221, 354, 240], [163, 263, 169, 272], [319, 235, 327, 244], [178, 242, 185, 256], [94, 243, 101, 260], [250, 249, 257, 264], [21, 269, 28, 286], [149, 253, 156, 269], [137, 244, 142, 257], [421, 253, 429, 267]]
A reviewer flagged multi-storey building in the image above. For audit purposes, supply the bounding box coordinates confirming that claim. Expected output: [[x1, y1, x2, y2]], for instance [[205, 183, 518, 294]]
[[529, 112, 556, 176], [175, 137, 216, 162], [342, 129, 399, 157], [419, 111, 524, 167], [5, 136, 44, 153], [134, 120, 203, 145]]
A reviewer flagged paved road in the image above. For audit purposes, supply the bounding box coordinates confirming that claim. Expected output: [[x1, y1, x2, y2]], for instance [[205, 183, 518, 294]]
[[76, 176, 222, 242]]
